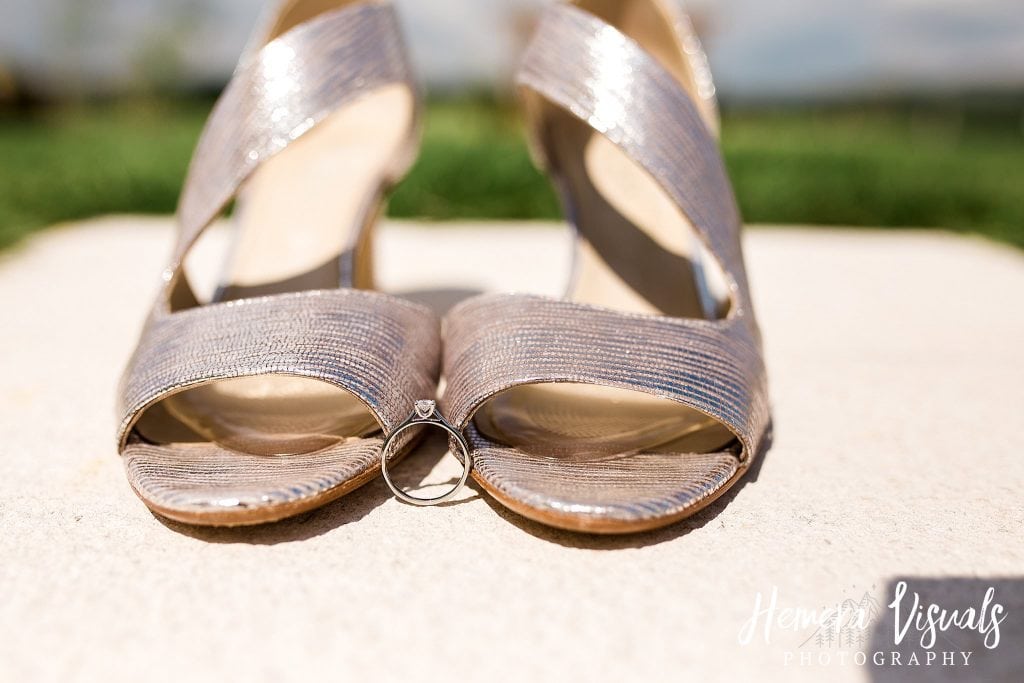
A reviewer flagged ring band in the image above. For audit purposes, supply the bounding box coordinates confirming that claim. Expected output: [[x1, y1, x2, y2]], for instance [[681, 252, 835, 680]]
[[380, 400, 473, 507]]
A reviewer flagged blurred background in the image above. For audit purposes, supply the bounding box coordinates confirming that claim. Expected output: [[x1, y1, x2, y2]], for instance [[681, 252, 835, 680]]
[[1, 0, 1022, 250]]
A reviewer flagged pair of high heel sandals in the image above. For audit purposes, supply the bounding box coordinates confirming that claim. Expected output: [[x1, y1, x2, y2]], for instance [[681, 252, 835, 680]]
[[117, 0, 770, 534]]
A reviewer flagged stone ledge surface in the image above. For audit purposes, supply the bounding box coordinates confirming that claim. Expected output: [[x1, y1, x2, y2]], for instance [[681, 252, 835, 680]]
[[1, 217, 1021, 682]]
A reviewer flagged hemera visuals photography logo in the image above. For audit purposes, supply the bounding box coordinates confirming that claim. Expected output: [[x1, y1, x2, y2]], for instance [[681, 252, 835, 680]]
[[738, 580, 1008, 669]]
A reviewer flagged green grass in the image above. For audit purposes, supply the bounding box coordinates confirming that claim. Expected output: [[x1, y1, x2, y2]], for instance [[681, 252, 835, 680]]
[[1, 97, 1022, 250], [721, 106, 1024, 248]]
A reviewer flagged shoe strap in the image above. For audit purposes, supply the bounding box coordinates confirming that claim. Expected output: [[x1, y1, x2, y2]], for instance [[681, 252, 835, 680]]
[[118, 290, 439, 451], [441, 294, 770, 462], [516, 3, 753, 312], [445, 4, 772, 460], [174, 1, 416, 269]]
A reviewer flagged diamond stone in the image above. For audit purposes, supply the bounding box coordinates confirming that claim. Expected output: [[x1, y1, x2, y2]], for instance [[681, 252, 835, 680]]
[[414, 400, 437, 419]]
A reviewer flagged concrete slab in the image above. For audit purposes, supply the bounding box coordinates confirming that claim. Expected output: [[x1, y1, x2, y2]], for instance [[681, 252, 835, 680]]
[[1, 217, 1021, 682]]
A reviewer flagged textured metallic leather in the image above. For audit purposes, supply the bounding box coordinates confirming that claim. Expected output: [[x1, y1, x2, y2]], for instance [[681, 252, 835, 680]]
[[444, 294, 767, 458], [466, 423, 740, 531], [441, 1, 771, 531], [123, 435, 388, 524], [657, 0, 720, 128], [518, 2, 754, 307], [118, 290, 440, 448], [174, 0, 418, 266], [117, 0, 432, 523]]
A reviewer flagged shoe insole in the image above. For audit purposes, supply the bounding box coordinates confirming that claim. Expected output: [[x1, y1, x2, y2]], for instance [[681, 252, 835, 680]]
[[135, 85, 414, 456], [476, 52, 736, 458]]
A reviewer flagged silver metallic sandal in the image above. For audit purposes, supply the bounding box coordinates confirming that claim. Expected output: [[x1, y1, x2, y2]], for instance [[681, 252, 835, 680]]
[[116, 0, 439, 526], [440, 0, 771, 534]]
